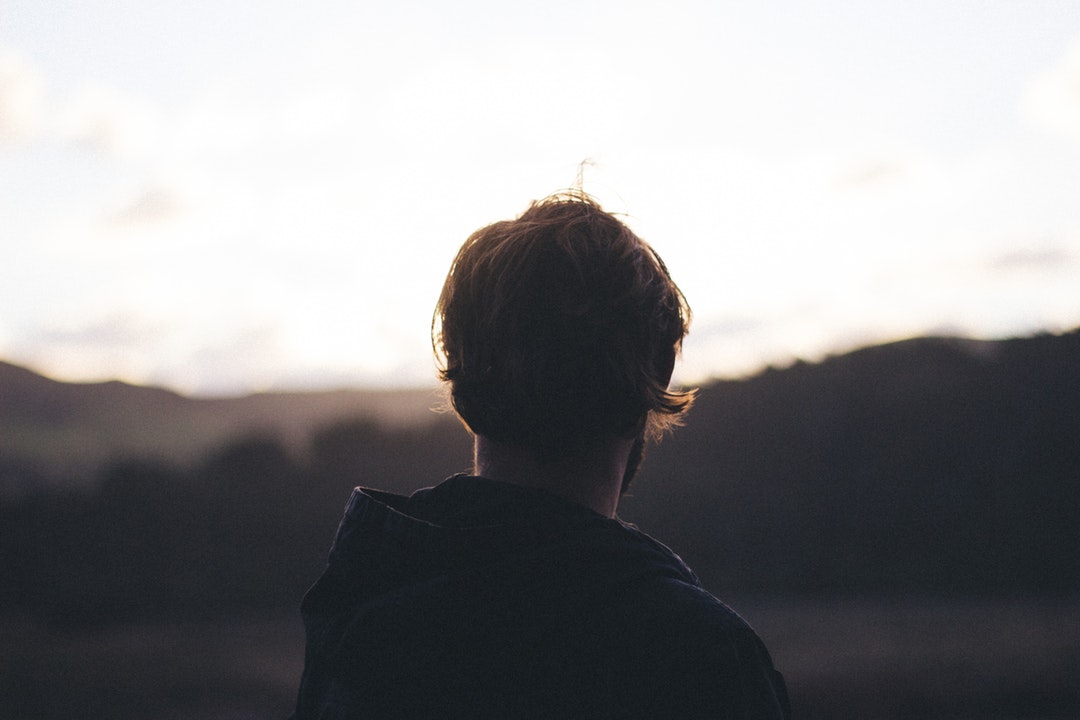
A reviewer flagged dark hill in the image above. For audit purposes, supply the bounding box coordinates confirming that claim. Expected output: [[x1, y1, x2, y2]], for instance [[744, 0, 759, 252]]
[[0, 361, 446, 494], [620, 328, 1080, 595], [2, 328, 1078, 612]]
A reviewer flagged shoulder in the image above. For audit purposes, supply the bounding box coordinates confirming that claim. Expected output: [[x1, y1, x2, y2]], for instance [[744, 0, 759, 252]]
[[618, 571, 762, 662], [614, 579, 791, 718], [595, 527, 792, 718]]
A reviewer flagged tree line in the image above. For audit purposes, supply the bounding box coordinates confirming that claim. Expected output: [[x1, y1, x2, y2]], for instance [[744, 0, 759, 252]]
[[2, 330, 1078, 623]]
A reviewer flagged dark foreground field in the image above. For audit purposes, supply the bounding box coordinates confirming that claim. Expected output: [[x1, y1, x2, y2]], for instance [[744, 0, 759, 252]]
[[3, 596, 1077, 720]]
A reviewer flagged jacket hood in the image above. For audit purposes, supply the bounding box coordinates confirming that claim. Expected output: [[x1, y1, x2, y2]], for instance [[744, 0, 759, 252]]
[[316, 474, 699, 614]]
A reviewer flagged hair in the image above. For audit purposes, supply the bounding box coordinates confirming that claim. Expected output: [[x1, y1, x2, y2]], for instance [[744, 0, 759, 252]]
[[433, 191, 695, 461]]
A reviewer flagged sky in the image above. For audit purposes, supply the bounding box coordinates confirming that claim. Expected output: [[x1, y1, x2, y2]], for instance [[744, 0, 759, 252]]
[[3, 1, 1080, 395]]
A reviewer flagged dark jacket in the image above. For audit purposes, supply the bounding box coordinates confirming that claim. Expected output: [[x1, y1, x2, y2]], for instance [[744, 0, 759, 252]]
[[291, 475, 790, 719]]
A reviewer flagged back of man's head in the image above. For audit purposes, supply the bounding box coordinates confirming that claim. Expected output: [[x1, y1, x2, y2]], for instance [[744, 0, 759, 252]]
[[434, 191, 694, 462]]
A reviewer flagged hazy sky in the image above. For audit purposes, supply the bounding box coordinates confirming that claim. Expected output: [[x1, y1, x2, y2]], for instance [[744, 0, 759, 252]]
[[3, 1, 1080, 395]]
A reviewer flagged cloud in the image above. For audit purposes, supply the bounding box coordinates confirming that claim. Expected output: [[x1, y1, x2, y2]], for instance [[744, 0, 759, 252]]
[[0, 46, 44, 148], [835, 159, 907, 189], [1022, 36, 1080, 145], [105, 185, 185, 227], [15, 311, 169, 385], [173, 327, 284, 396], [57, 82, 160, 157], [989, 245, 1074, 273], [19, 308, 290, 394], [35, 312, 165, 347]]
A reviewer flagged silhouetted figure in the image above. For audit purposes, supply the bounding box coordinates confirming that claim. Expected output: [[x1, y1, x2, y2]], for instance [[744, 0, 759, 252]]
[[290, 192, 790, 719]]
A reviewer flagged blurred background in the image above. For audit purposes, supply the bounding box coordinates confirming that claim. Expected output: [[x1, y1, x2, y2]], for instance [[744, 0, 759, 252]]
[[2, 1, 1079, 718]]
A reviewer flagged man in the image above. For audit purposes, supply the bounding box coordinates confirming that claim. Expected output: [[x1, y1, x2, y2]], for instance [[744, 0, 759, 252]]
[[291, 192, 790, 719]]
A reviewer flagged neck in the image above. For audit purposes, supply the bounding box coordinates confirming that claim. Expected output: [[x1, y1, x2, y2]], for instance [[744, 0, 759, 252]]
[[472, 435, 632, 518]]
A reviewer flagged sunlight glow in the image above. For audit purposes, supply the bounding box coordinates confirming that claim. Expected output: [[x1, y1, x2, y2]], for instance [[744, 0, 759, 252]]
[[2, 2, 1079, 393]]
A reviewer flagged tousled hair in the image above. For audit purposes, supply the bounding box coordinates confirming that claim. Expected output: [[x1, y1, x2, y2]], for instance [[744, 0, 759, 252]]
[[433, 191, 695, 461]]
